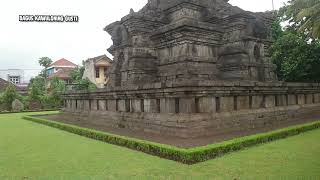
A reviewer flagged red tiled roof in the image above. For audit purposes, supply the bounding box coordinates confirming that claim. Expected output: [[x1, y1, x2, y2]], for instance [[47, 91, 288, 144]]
[[48, 68, 74, 80], [50, 58, 77, 67]]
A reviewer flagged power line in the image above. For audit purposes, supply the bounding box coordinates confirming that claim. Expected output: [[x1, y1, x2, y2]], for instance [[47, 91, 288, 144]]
[[0, 69, 42, 71]]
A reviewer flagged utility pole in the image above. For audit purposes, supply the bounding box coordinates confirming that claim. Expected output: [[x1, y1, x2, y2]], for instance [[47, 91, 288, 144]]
[[272, 0, 275, 10]]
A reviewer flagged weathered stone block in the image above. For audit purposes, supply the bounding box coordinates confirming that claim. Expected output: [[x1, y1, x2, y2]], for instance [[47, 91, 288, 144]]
[[179, 98, 196, 113], [12, 99, 24, 112], [79, 100, 84, 110], [251, 96, 263, 109], [118, 100, 126, 112], [91, 100, 98, 110], [237, 96, 250, 110], [70, 100, 75, 110], [198, 97, 216, 113], [276, 95, 287, 106], [287, 94, 297, 105], [220, 96, 234, 112], [314, 93, 320, 103], [160, 98, 176, 113], [306, 94, 313, 104], [84, 100, 90, 110], [131, 99, 142, 112], [98, 100, 107, 110], [68, 100, 72, 109], [264, 95, 275, 108], [108, 100, 117, 111], [144, 99, 159, 113], [297, 94, 305, 105]]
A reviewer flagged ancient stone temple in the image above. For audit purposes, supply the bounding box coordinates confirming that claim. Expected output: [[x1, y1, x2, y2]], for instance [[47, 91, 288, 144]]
[[62, 0, 320, 138]]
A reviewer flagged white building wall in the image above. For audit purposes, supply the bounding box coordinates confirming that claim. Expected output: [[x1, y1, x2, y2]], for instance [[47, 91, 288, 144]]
[[0, 69, 41, 84], [0, 69, 24, 84]]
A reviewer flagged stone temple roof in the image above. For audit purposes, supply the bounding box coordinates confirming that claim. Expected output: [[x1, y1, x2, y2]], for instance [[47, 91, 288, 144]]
[[105, 0, 274, 34], [139, 0, 234, 12]]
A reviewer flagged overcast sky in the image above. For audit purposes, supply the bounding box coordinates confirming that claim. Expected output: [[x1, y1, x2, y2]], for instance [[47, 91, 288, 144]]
[[0, 0, 288, 81]]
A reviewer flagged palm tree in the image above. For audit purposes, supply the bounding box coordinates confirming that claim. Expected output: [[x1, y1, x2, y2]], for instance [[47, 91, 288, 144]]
[[289, 0, 320, 39], [38, 57, 53, 93]]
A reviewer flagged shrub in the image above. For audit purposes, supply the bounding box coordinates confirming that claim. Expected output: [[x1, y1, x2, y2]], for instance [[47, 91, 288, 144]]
[[0, 93, 5, 112], [1, 84, 19, 111]]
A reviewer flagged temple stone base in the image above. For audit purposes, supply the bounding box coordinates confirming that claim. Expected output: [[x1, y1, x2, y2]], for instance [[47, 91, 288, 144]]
[[62, 82, 320, 138], [62, 104, 320, 138]]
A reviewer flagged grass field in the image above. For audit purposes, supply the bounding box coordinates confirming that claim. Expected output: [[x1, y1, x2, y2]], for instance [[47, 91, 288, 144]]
[[1, 112, 320, 179]]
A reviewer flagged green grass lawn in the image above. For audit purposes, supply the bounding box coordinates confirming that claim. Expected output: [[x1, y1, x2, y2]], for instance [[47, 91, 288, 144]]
[[1, 112, 320, 180]]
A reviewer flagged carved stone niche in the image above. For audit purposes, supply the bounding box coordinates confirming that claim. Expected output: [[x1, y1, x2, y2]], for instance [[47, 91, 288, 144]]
[[218, 44, 250, 80], [127, 48, 158, 84]]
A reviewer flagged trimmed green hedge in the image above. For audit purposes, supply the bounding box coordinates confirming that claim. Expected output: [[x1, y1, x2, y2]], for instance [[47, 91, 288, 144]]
[[0, 109, 59, 114], [22, 115, 320, 164]]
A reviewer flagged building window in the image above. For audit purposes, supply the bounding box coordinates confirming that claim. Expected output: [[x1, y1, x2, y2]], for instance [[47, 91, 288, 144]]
[[9, 76, 20, 84], [95, 67, 100, 78]]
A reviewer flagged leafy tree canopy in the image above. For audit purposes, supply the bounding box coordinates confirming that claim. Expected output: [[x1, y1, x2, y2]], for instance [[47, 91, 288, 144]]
[[38, 57, 53, 69], [28, 76, 45, 101], [271, 30, 320, 82], [279, 0, 320, 39], [69, 66, 97, 91], [271, 7, 320, 83]]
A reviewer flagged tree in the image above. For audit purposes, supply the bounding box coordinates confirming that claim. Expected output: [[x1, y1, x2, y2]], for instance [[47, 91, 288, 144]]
[[49, 77, 66, 93], [41, 77, 66, 109], [270, 7, 320, 82], [38, 57, 53, 93], [0, 92, 5, 111], [75, 79, 97, 92], [271, 30, 320, 82], [280, 0, 320, 39], [1, 84, 19, 111], [70, 66, 85, 83], [69, 66, 97, 91], [28, 76, 45, 101], [271, 20, 284, 40]]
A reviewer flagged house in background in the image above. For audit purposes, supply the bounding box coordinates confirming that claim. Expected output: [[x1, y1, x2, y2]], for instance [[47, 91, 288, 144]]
[[0, 78, 28, 95], [0, 69, 29, 95], [0, 69, 24, 85], [47, 58, 78, 84], [83, 55, 112, 88]]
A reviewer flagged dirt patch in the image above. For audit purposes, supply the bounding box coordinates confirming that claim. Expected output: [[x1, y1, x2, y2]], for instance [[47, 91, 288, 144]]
[[37, 113, 320, 148]]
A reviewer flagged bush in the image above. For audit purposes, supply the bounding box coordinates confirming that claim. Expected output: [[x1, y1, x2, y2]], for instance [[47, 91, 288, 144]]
[[1, 85, 19, 111], [0, 93, 5, 111], [40, 95, 62, 109], [23, 115, 320, 164], [0, 109, 58, 115], [72, 78, 97, 92]]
